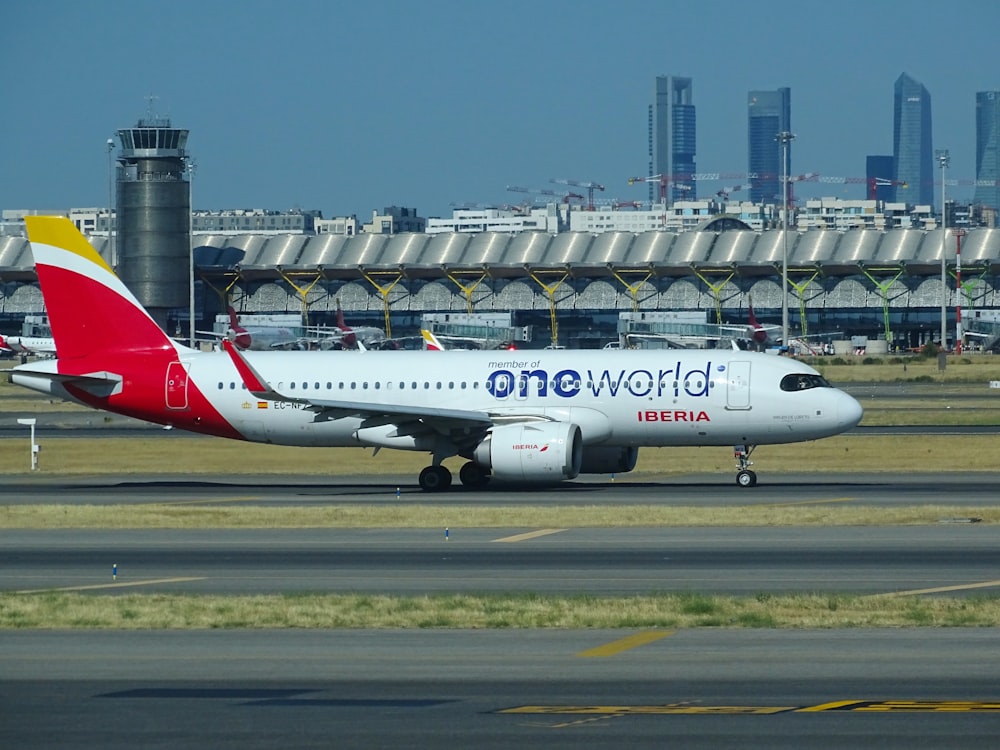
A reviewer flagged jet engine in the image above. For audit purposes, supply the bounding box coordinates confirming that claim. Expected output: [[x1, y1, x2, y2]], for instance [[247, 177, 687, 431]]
[[579, 446, 639, 475], [473, 422, 582, 483]]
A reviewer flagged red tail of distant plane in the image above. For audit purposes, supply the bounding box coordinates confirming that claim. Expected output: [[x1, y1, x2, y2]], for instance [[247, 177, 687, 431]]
[[747, 296, 768, 346], [335, 299, 358, 349], [226, 306, 253, 350]]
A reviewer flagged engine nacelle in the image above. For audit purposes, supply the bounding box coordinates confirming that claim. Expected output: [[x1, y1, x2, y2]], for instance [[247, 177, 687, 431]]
[[579, 446, 639, 475], [474, 422, 582, 483]]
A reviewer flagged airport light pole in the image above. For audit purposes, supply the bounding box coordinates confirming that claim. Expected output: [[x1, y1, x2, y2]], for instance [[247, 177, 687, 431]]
[[186, 157, 197, 348], [106, 137, 115, 268], [936, 149, 949, 350], [776, 130, 796, 348]]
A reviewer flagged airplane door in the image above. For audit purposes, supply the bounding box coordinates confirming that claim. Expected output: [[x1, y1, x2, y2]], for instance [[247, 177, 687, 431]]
[[166, 361, 190, 410], [725, 360, 751, 410]]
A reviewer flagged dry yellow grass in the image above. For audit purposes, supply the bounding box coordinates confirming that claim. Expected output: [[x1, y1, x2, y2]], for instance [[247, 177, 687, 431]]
[[2, 591, 998, 629], [3, 433, 1000, 476], [2, 503, 998, 529]]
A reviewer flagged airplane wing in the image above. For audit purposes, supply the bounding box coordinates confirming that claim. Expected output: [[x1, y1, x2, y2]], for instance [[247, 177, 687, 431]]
[[221, 341, 494, 433]]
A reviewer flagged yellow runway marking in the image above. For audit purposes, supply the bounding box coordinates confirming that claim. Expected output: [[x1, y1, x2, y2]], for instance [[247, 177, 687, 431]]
[[762, 497, 856, 508], [797, 700, 864, 712], [870, 579, 1000, 598], [500, 700, 1000, 716], [16, 577, 206, 594], [492, 528, 567, 543], [577, 630, 674, 658]]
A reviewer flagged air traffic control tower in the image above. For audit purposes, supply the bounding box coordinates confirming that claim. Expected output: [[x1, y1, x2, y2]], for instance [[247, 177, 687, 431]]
[[114, 113, 191, 330]]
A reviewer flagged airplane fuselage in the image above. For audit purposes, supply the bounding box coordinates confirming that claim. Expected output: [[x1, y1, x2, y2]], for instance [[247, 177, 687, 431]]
[[14, 348, 861, 450]]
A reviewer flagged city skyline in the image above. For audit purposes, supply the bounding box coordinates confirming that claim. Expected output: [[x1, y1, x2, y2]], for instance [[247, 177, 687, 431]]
[[4, 0, 999, 219]]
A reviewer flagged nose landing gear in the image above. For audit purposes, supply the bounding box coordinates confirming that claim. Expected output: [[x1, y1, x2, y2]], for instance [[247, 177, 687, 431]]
[[734, 444, 757, 487]]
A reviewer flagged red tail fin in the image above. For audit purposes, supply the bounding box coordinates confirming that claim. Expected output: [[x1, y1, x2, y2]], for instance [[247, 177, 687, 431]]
[[25, 217, 178, 361]]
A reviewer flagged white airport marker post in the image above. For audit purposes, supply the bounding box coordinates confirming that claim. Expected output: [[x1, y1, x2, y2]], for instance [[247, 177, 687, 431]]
[[16, 418, 38, 471]]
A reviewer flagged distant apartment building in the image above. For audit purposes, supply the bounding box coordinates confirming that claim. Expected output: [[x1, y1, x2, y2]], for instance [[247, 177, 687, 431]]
[[426, 206, 561, 234], [649, 75, 696, 204], [798, 197, 936, 230], [192, 208, 320, 235], [363, 206, 426, 234], [893, 73, 934, 207], [747, 87, 791, 204], [315, 215, 359, 236], [974, 91, 1000, 219]]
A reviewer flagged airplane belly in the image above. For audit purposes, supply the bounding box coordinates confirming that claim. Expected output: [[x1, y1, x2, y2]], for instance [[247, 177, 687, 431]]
[[226, 399, 361, 447]]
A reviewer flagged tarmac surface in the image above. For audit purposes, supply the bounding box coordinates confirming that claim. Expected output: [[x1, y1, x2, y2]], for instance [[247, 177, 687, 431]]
[[3, 448, 1000, 746]]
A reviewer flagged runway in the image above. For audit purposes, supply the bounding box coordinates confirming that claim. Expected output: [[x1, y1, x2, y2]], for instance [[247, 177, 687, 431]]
[[2, 469, 1000, 506], [3, 629, 1000, 749], [3, 471, 1000, 748], [4, 525, 1000, 597]]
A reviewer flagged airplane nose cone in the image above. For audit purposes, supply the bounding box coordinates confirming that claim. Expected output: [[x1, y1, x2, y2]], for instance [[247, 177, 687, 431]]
[[838, 392, 864, 429]]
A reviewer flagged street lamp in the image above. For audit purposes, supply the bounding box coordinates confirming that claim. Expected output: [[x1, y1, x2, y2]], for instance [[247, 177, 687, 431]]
[[776, 131, 796, 348], [186, 157, 197, 348], [936, 148, 949, 350], [106, 137, 115, 268]]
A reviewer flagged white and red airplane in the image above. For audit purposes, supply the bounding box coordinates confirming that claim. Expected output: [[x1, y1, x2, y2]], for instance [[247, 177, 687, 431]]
[[220, 306, 299, 351], [10, 217, 863, 490], [0, 333, 57, 357]]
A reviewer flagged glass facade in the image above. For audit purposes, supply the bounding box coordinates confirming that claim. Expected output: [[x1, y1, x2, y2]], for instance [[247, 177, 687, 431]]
[[974, 91, 1000, 214], [893, 73, 934, 207], [747, 88, 790, 204], [650, 76, 696, 204]]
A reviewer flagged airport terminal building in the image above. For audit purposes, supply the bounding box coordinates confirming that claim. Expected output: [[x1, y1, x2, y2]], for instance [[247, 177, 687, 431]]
[[2, 217, 1000, 352]]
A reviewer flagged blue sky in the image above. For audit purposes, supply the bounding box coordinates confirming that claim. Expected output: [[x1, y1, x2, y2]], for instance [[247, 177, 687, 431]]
[[4, 0, 998, 218]]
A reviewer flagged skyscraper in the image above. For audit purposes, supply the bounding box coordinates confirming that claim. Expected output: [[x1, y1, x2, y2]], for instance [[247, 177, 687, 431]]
[[974, 91, 1000, 214], [893, 73, 933, 207], [747, 88, 791, 204], [649, 75, 696, 205]]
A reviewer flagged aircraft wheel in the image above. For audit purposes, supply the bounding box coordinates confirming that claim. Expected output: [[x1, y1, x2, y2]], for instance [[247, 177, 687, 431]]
[[736, 469, 757, 488], [418, 465, 452, 492], [459, 461, 490, 487]]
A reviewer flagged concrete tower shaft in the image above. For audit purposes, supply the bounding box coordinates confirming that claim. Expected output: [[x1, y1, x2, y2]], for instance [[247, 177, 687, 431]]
[[115, 115, 191, 328]]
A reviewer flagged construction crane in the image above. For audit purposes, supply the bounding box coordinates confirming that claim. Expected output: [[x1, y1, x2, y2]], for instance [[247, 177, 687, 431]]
[[627, 174, 692, 204], [505, 185, 584, 204], [715, 184, 752, 200], [549, 178, 605, 210], [815, 175, 906, 200]]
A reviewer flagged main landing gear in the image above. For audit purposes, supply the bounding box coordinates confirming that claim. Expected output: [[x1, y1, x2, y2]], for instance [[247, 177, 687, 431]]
[[418, 461, 492, 492], [418, 465, 451, 492], [733, 444, 757, 488]]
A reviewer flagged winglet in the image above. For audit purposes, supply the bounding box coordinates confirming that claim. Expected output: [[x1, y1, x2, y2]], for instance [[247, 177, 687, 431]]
[[222, 339, 281, 398]]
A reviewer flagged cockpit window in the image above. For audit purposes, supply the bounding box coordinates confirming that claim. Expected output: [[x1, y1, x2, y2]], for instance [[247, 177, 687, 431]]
[[780, 373, 831, 392]]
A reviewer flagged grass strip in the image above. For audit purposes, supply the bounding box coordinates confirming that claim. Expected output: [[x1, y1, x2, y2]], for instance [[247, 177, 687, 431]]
[[1, 504, 997, 529], [2, 592, 999, 629]]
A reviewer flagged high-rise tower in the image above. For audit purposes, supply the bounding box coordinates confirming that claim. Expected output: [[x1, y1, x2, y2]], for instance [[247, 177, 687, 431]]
[[893, 73, 933, 207], [974, 91, 1000, 214], [649, 76, 696, 205], [747, 88, 791, 204], [115, 109, 191, 330]]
